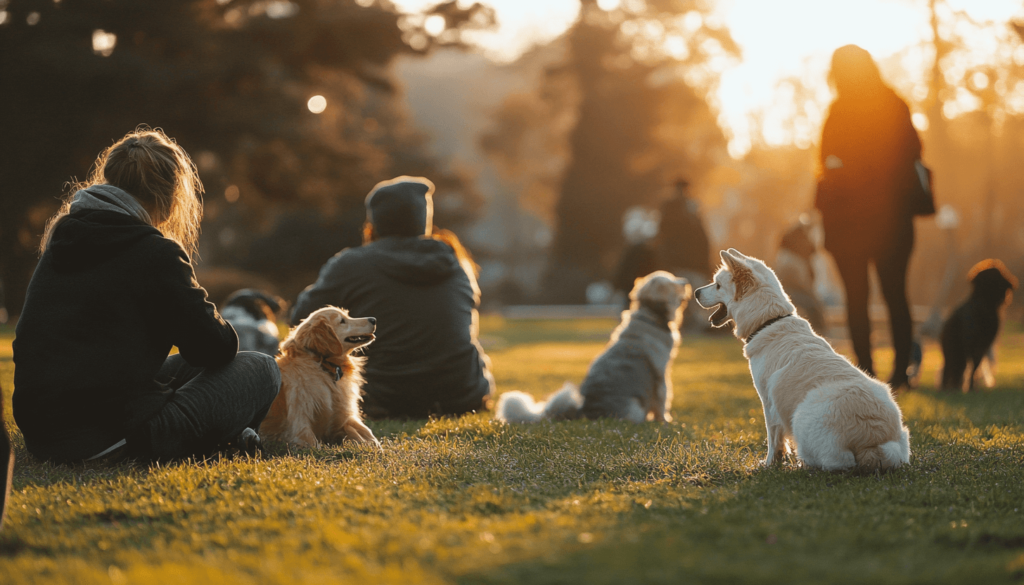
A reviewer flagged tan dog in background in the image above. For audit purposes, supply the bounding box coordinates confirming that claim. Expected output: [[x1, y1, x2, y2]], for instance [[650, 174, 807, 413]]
[[694, 249, 910, 471], [260, 307, 380, 449]]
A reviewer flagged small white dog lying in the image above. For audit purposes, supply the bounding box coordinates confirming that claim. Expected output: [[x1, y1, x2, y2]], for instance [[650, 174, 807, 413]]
[[694, 249, 910, 471]]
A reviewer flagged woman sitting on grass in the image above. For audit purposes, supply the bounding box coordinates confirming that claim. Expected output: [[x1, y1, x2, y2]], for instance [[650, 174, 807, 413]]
[[13, 128, 280, 464]]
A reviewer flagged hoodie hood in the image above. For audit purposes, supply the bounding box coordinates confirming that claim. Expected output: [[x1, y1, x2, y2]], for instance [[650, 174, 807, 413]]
[[366, 236, 461, 285], [48, 209, 161, 272]]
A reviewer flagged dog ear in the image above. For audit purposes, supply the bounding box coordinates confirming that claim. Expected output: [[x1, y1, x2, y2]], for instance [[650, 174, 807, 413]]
[[629, 276, 647, 302], [721, 251, 755, 299], [727, 248, 750, 260], [720, 249, 737, 266], [720, 249, 745, 271], [306, 314, 345, 357]]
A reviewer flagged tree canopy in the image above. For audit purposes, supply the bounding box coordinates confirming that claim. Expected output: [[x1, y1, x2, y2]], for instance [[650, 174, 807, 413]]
[[482, 0, 736, 301], [0, 0, 492, 312]]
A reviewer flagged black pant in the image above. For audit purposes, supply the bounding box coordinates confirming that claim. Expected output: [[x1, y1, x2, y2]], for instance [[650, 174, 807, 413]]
[[830, 239, 913, 386], [127, 352, 280, 459]]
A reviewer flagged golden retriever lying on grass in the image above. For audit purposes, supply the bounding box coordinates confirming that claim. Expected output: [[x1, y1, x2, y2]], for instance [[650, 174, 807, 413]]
[[259, 307, 380, 449]]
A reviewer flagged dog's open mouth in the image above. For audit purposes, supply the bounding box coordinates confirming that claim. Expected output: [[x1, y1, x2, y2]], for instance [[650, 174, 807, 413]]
[[709, 303, 730, 327], [345, 335, 375, 345]]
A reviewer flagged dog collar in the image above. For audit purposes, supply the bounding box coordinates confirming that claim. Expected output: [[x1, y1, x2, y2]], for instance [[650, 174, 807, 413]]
[[744, 314, 793, 345], [318, 357, 343, 382]]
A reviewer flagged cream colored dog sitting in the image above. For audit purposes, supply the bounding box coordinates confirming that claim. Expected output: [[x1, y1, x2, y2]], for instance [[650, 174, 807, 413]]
[[259, 307, 380, 449], [694, 249, 910, 470]]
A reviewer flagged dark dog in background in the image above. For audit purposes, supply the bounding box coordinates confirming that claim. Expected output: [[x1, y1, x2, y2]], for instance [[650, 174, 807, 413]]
[[1, 383, 13, 531], [221, 289, 285, 356], [940, 259, 1017, 391]]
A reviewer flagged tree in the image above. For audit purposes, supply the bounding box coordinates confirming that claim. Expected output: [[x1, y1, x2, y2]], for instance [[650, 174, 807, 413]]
[[0, 0, 492, 314], [482, 0, 737, 302]]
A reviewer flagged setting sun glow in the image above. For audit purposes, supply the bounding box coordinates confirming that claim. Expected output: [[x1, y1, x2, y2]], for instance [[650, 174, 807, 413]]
[[395, 0, 1023, 158]]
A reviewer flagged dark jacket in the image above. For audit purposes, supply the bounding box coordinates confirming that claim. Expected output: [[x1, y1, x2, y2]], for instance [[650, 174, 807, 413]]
[[612, 242, 657, 296], [291, 236, 493, 418], [816, 86, 922, 253], [13, 210, 237, 462], [656, 196, 711, 277]]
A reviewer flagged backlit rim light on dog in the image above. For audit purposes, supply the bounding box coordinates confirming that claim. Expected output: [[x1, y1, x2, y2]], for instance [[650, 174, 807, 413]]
[[307, 95, 327, 114]]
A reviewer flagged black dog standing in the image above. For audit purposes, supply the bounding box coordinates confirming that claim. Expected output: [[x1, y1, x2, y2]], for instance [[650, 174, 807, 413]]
[[1, 383, 13, 531], [940, 259, 1018, 391]]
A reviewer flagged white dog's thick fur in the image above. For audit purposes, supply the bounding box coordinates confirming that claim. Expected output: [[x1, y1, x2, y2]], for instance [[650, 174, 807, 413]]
[[694, 249, 910, 471], [497, 271, 690, 424]]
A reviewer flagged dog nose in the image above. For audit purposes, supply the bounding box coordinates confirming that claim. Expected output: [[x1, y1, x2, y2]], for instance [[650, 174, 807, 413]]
[[368, 317, 376, 326]]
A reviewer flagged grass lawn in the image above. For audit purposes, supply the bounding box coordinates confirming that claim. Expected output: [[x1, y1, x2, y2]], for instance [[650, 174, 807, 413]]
[[1, 317, 1023, 584]]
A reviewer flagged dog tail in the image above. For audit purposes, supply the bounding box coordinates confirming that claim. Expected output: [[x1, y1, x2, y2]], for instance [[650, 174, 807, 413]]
[[495, 383, 583, 423], [854, 426, 911, 471]]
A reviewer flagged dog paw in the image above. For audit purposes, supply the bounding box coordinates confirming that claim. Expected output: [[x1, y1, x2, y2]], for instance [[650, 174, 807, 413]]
[[343, 418, 382, 450]]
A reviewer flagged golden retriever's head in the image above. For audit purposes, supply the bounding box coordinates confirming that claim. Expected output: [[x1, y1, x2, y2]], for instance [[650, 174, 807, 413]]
[[694, 249, 795, 339], [282, 306, 376, 359], [630, 271, 692, 327]]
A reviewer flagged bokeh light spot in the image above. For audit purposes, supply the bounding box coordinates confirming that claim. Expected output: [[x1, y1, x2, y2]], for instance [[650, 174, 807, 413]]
[[92, 30, 117, 57], [971, 71, 989, 91], [911, 112, 929, 131], [424, 14, 445, 36], [307, 95, 327, 114], [224, 185, 240, 203]]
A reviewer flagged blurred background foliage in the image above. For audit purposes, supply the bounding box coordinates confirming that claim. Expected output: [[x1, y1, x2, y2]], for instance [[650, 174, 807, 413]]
[[1, 0, 1023, 313], [0, 0, 492, 308]]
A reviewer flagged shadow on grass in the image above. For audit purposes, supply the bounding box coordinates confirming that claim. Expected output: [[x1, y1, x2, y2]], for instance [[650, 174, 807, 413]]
[[919, 386, 1024, 428], [454, 442, 1024, 585]]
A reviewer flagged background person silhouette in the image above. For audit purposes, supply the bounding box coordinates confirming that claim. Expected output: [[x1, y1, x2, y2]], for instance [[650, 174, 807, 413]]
[[291, 176, 495, 419], [656, 178, 712, 281], [656, 178, 713, 331], [815, 45, 935, 389]]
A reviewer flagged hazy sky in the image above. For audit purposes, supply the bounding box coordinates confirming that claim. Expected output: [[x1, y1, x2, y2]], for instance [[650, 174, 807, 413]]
[[393, 0, 1024, 158]]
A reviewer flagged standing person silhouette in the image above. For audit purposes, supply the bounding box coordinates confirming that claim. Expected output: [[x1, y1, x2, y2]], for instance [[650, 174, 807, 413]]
[[656, 178, 711, 280], [816, 45, 934, 390], [656, 178, 712, 330]]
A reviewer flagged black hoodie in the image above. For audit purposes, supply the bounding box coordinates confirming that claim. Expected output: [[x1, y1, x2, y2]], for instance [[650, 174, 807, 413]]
[[13, 210, 237, 462], [291, 236, 494, 418]]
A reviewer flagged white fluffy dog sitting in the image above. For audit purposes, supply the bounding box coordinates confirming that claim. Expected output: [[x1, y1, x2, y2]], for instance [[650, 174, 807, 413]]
[[497, 271, 691, 424], [694, 249, 910, 471]]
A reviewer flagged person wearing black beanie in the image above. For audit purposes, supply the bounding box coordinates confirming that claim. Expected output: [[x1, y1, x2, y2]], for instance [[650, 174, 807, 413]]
[[291, 176, 494, 419]]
